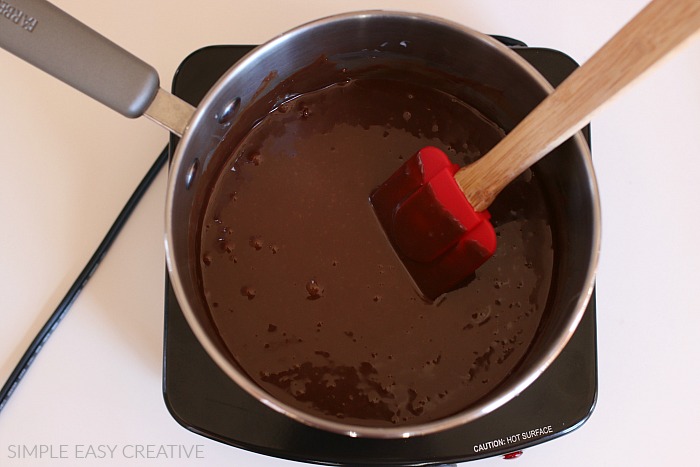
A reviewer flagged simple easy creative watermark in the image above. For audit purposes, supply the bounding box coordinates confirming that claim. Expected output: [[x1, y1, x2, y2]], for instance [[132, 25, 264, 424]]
[[5, 444, 205, 461]]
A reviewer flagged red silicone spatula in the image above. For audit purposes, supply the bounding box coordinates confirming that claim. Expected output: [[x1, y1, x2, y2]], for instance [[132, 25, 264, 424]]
[[371, 0, 700, 300]]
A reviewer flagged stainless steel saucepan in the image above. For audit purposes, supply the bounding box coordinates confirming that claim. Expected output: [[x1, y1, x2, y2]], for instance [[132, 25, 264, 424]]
[[1, 0, 600, 438]]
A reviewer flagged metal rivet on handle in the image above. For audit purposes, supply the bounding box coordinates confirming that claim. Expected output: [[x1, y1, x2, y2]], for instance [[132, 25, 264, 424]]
[[216, 97, 241, 125]]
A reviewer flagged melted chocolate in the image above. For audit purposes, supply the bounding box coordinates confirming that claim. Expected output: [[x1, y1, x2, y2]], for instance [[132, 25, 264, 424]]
[[198, 78, 554, 427]]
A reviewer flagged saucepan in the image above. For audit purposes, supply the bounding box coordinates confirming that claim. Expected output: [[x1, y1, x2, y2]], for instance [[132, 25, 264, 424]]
[[0, 0, 599, 438]]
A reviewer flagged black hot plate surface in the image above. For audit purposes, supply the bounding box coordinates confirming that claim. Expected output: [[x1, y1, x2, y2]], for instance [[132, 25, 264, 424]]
[[163, 42, 597, 465]]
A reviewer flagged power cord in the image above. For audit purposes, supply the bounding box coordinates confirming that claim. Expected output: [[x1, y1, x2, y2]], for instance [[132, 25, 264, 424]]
[[0, 144, 169, 413]]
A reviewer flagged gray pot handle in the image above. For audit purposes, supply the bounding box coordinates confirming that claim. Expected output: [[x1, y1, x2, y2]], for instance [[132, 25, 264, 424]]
[[0, 0, 194, 134]]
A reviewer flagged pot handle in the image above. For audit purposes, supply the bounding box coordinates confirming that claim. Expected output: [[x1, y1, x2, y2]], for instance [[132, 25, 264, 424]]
[[0, 0, 194, 135]]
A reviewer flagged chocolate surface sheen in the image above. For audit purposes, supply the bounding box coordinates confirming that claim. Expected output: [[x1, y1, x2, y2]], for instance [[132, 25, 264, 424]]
[[198, 78, 555, 427]]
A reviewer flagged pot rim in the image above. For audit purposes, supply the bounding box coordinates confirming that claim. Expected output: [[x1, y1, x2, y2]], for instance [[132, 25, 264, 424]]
[[164, 10, 601, 439]]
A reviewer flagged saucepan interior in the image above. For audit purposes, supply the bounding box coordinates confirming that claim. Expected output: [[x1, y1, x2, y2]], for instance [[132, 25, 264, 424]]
[[164, 11, 599, 438]]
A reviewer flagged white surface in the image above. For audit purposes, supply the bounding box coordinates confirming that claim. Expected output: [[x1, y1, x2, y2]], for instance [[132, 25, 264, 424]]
[[1, 1, 699, 465]]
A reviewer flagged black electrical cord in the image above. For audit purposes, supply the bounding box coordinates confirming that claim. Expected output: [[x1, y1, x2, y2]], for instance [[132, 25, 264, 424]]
[[0, 144, 169, 414]]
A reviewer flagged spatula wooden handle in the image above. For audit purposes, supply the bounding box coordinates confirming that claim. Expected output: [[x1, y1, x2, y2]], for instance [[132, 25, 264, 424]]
[[455, 0, 700, 212]]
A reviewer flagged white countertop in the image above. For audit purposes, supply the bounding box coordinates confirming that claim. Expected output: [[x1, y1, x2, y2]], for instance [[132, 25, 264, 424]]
[[1, 1, 699, 465]]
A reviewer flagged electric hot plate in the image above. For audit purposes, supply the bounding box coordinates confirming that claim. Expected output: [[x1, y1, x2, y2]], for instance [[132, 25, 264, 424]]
[[163, 41, 597, 465]]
